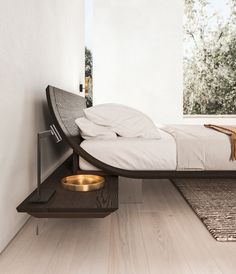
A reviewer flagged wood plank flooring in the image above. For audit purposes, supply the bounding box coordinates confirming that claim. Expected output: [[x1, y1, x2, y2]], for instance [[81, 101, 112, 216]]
[[1, 179, 236, 274]]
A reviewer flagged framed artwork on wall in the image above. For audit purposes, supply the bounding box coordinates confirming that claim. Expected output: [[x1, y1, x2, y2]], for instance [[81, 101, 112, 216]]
[[183, 0, 236, 116]]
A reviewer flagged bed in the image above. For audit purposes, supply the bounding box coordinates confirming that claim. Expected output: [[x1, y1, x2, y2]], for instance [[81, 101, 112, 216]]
[[46, 85, 236, 179], [79, 126, 236, 171]]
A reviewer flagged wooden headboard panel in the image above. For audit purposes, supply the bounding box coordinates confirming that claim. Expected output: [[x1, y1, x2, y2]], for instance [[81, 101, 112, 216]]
[[46, 85, 86, 145]]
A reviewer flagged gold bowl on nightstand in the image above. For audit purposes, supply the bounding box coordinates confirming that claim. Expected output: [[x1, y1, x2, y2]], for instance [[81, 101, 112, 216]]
[[61, 174, 105, 192]]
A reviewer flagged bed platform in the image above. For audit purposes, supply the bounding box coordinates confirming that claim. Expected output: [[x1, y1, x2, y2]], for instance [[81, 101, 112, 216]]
[[17, 86, 236, 219]]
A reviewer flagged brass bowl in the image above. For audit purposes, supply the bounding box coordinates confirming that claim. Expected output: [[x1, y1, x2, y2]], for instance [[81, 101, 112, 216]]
[[61, 175, 105, 192]]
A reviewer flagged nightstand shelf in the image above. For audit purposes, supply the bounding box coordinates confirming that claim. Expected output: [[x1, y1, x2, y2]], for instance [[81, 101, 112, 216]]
[[17, 156, 118, 218]]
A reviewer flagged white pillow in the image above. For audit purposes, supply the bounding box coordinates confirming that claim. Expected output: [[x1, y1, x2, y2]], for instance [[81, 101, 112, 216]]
[[75, 117, 117, 140], [83, 103, 161, 139]]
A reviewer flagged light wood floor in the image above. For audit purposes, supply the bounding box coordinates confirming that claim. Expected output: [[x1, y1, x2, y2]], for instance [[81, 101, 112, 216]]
[[1, 179, 236, 274]]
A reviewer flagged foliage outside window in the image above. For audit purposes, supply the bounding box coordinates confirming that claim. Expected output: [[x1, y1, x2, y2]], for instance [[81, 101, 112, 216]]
[[184, 0, 236, 115]]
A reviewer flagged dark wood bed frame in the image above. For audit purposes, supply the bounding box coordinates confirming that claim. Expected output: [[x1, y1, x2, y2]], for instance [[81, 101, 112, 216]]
[[16, 86, 236, 220], [46, 85, 236, 179]]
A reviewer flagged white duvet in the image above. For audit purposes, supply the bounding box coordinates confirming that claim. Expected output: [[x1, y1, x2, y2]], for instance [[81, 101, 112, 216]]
[[79, 130, 176, 171], [79, 125, 236, 171], [162, 125, 236, 170]]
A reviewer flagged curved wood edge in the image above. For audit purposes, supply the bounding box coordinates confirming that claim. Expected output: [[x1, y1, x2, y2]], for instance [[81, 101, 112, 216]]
[[46, 86, 236, 179]]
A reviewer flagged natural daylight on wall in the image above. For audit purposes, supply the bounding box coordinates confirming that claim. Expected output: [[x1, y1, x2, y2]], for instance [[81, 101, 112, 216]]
[[183, 0, 236, 115], [85, 0, 93, 107]]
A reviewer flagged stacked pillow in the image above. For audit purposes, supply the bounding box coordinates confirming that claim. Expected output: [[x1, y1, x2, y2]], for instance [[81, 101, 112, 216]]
[[75, 103, 161, 140], [75, 117, 117, 140]]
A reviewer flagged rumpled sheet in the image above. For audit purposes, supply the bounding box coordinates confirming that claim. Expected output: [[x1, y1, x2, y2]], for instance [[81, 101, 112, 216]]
[[161, 125, 234, 170]]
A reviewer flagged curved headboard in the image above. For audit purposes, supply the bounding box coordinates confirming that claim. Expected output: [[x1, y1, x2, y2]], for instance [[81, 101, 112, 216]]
[[46, 85, 137, 177], [46, 85, 86, 145]]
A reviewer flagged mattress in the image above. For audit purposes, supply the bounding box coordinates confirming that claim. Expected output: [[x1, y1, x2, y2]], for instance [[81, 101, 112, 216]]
[[79, 126, 236, 171], [79, 129, 176, 170]]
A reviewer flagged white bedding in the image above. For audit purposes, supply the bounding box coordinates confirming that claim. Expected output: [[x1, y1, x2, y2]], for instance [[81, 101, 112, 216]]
[[162, 125, 236, 170], [79, 126, 236, 171], [79, 130, 176, 170]]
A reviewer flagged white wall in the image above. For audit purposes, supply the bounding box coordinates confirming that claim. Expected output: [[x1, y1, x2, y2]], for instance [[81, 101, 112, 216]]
[[93, 0, 236, 125], [0, 0, 84, 253]]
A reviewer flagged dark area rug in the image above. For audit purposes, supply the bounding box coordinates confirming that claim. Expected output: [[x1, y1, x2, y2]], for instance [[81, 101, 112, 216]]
[[172, 179, 236, 241]]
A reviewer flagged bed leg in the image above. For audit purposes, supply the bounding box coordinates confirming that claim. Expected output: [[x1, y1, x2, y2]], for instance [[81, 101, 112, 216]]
[[119, 177, 143, 204], [72, 152, 79, 174]]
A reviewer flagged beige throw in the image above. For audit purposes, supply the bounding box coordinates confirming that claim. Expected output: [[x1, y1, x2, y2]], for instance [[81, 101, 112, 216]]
[[204, 124, 236, 161]]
